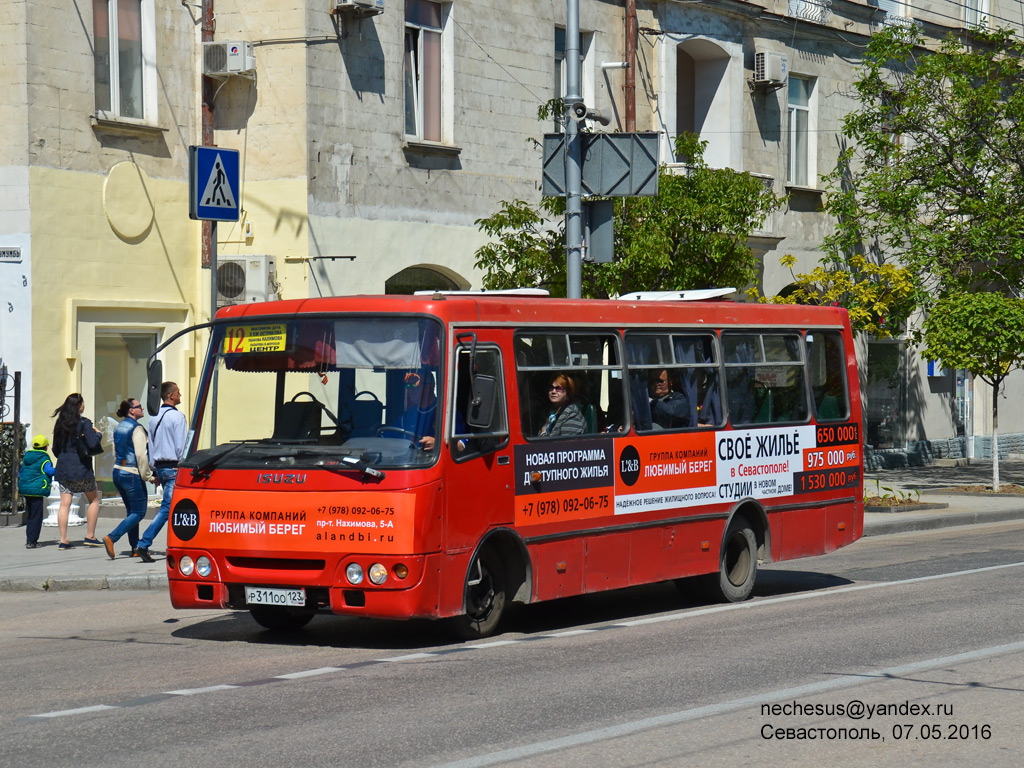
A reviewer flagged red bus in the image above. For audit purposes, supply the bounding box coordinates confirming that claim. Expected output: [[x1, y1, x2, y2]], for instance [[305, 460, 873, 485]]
[[156, 293, 863, 637]]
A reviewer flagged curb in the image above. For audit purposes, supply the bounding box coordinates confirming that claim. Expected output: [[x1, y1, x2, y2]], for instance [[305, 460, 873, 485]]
[[863, 508, 1024, 537], [864, 502, 949, 514], [0, 573, 168, 593]]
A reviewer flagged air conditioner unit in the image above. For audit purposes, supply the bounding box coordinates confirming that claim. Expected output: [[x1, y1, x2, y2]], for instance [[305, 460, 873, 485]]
[[754, 51, 788, 87], [202, 41, 256, 78], [332, 0, 384, 14], [217, 255, 277, 306]]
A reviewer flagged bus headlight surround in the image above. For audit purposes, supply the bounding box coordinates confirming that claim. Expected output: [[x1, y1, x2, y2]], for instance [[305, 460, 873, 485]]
[[196, 556, 212, 578], [346, 563, 364, 585], [179, 556, 195, 577], [368, 563, 388, 585]]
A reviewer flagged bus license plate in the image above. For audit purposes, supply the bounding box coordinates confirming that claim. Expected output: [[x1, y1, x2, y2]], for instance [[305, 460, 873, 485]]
[[244, 586, 306, 607]]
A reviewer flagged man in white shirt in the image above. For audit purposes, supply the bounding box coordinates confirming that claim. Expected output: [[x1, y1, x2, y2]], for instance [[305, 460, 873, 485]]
[[136, 381, 187, 563]]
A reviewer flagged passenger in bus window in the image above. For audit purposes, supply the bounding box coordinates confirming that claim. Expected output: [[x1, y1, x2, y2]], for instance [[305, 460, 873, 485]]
[[649, 369, 690, 429], [538, 374, 587, 437]]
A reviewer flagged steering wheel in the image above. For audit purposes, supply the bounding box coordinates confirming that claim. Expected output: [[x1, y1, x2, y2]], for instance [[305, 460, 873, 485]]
[[289, 391, 341, 427], [376, 426, 418, 442]]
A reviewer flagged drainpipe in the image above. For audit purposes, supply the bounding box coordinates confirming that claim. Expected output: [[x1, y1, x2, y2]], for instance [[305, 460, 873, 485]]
[[201, 0, 215, 272], [625, 0, 636, 132]]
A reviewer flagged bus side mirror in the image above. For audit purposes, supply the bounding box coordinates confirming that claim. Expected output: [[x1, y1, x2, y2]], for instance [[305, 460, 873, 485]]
[[147, 359, 163, 416], [465, 374, 497, 429]]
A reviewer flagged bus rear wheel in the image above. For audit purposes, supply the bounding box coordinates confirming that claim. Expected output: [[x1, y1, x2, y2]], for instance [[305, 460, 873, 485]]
[[249, 605, 315, 631], [700, 519, 757, 603], [452, 547, 506, 640]]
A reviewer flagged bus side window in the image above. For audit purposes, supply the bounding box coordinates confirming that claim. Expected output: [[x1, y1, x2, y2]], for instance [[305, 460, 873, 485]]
[[452, 345, 508, 459], [515, 331, 625, 438], [724, 332, 807, 426], [807, 331, 850, 421], [627, 332, 721, 432]]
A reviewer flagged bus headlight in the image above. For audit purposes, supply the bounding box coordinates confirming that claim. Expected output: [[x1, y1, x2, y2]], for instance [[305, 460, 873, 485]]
[[179, 556, 195, 577], [368, 563, 388, 585], [196, 556, 212, 578], [346, 563, 364, 585]]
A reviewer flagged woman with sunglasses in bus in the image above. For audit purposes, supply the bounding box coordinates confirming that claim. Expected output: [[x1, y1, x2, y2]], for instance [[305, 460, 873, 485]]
[[538, 373, 586, 437]]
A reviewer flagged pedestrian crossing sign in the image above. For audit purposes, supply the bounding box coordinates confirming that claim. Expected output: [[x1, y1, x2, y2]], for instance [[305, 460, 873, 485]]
[[189, 145, 241, 222]]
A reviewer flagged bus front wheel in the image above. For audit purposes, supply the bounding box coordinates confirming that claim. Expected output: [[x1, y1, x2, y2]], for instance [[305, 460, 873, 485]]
[[452, 547, 506, 640], [249, 605, 315, 632], [701, 519, 757, 603]]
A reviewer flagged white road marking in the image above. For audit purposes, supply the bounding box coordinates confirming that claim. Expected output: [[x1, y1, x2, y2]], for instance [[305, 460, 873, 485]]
[[616, 560, 1024, 627], [275, 666, 345, 679], [30, 705, 118, 719], [430, 639, 1024, 768], [27, 560, 1024, 721], [165, 684, 239, 695]]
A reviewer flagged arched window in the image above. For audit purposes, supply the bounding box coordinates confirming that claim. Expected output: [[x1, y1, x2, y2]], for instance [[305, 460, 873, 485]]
[[385, 266, 465, 295]]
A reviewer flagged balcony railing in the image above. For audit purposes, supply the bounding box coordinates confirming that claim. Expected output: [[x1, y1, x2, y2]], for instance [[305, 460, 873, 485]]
[[788, 0, 832, 25]]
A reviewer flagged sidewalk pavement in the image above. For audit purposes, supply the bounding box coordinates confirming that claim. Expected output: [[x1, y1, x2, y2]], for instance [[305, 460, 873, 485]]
[[2, 459, 1023, 593]]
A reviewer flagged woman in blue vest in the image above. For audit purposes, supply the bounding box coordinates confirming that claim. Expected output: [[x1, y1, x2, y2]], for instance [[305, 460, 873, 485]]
[[102, 398, 155, 560], [18, 434, 55, 549]]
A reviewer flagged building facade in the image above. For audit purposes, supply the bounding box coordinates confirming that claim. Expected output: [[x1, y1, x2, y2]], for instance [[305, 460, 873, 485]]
[[1, 0, 1021, 492]]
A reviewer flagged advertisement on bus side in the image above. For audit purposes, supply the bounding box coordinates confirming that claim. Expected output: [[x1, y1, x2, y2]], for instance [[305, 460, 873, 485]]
[[513, 422, 861, 526]]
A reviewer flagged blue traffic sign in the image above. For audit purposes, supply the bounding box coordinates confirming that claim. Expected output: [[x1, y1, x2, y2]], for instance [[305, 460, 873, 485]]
[[189, 145, 240, 222]]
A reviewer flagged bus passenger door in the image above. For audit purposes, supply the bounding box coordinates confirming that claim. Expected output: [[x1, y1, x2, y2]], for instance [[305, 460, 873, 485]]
[[443, 340, 514, 552]]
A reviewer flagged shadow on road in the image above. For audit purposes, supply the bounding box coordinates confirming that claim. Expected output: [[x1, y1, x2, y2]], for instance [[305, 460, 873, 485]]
[[170, 567, 852, 648]]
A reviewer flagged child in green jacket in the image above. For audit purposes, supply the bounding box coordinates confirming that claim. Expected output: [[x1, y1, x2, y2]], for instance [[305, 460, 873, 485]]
[[18, 435, 55, 549]]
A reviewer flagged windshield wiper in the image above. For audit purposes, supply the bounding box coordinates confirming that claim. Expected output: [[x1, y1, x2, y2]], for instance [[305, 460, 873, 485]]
[[316, 455, 385, 481], [190, 440, 262, 481]]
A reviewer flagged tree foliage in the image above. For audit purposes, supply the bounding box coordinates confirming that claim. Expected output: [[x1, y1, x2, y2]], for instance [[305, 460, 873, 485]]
[[775, 27, 1024, 335], [922, 291, 1024, 489], [923, 291, 1024, 390], [752, 254, 918, 338], [825, 26, 1024, 302], [473, 134, 782, 298]]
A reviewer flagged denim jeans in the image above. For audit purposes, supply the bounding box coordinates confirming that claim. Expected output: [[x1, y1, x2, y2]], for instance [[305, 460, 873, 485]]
[[138, 467, 176, 551], [109, 469, 148, 547], [25, 496, 44, 545]]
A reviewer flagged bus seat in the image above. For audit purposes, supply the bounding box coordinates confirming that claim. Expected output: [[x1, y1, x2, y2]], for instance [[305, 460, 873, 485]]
[[350, 397, 384, 437], [581, 403, 597, 434], [817, 394, 841, 420], [274, 401, 322, 441], [753, 388, 772, 424]]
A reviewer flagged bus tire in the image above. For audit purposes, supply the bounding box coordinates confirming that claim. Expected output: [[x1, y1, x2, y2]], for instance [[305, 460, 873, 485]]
[[452, 546, 506, 640], [249, 605, 315, 632], [701, 519, 757, 603]]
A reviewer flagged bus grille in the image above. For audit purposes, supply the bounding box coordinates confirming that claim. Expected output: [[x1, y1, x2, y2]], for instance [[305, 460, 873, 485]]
[[226, 557, 326, 571]]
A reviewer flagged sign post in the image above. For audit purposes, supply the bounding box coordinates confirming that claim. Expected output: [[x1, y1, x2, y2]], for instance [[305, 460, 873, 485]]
[[189, 145, 241, 321], [189, 145, 240, 447]]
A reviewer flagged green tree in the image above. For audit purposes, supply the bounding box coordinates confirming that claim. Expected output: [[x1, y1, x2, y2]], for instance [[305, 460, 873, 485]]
[[771, 27, 1024, 338], [824, 26, 1024, 310], [752, 254, 917, 339], [922, 292, 1024, 491], [473, 134, 781, 298]]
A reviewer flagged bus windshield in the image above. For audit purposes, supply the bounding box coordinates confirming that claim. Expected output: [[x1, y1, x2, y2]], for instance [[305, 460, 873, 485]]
[[185, 315, 444, 471]]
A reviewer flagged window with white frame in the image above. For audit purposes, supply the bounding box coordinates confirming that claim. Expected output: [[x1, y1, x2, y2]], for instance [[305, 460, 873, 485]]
[[93, 0, 155, 122], [787, 76, 814, 187], [553, 27, 593, 132], [404, 0, 447, 142], [965, 0, 990, 28]]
